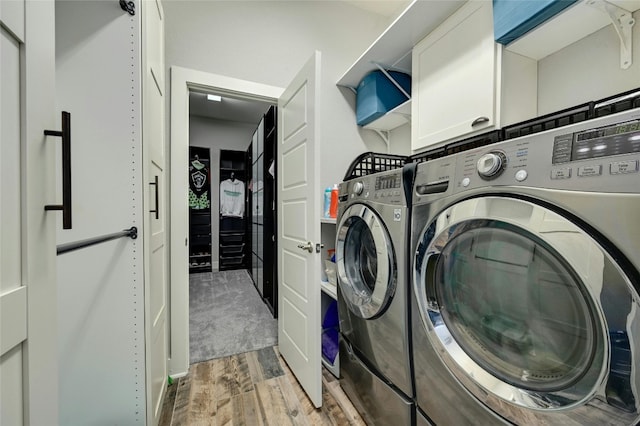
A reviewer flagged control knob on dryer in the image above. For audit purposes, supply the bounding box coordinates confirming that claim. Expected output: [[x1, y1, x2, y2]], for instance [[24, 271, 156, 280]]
[[353, 181, 364, 195], [477, 151, 507, 179]]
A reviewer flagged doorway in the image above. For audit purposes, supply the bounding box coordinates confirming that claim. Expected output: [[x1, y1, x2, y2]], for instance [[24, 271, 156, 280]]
[[169, 66, 284, 376], [187, 89, 276, 364]]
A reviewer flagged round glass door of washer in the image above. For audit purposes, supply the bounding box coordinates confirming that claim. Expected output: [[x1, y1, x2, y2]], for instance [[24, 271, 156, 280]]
[[412, 197, 639, 416], [336, 204, 395, 319]]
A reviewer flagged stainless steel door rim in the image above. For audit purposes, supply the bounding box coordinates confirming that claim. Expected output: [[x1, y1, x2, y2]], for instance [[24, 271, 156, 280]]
[[336, 203, 396, 319], [414, 196, 639, 415]]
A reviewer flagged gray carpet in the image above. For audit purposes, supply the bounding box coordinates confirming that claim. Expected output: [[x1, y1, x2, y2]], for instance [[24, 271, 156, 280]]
[[189, 269, 278, 364]]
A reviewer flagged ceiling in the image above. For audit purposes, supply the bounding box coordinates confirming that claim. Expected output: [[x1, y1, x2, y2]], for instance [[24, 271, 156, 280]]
[[188, 1, 410, 124], [189, 91, 273, 124], [343, 0, 410, 17]]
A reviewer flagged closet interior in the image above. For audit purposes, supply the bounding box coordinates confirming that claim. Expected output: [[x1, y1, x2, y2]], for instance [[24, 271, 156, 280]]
[[187, 92, 278, 313], [219, 149, 248, 271]]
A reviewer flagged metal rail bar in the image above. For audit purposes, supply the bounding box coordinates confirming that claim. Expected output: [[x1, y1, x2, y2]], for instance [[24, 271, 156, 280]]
[[57, 227, 137, 255]]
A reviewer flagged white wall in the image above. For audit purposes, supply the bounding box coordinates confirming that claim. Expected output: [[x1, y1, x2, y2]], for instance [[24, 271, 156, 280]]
[[538, 9, 640, 114], [55, 2, 145, 424], [164, 1, 395, 192], [189, 115, 259, 263]]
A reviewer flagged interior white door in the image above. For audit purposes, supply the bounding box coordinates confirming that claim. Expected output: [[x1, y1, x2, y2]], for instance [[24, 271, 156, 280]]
[[277, 51, 323, 408], [0, 1, 58, 425], [142, 1, 168, 425]]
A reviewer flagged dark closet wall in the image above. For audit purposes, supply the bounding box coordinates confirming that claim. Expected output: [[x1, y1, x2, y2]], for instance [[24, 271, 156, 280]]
[[189, 116, 255, 267], [248, 106, 278, 316]]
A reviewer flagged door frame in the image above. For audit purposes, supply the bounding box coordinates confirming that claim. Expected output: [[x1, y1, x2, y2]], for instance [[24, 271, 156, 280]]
[[169, 66, 282, 375]]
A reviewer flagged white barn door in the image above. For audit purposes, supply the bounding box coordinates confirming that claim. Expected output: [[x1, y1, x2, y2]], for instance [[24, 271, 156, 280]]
[[0, 1, 58, 424], [277, 51, 323, 407], [142, 1, 168, 425]]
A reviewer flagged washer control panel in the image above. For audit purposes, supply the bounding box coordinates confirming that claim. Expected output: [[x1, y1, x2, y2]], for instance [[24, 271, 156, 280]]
[[353, 181, 364, 195], [452, 108, 640, 194], [477, 151, 507, 179], [341, 169, 404, 205]]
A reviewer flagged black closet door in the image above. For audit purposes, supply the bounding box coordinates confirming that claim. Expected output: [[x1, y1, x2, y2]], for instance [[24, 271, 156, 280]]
[[262, 107, 277, 316]]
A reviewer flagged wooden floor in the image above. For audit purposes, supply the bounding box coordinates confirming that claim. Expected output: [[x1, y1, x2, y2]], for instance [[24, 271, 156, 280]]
[[159, 346, 366, 426]]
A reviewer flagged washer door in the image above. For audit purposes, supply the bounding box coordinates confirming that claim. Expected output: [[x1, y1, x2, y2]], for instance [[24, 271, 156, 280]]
[[336, 204, 395, 319], [414, 196, 640, 418]]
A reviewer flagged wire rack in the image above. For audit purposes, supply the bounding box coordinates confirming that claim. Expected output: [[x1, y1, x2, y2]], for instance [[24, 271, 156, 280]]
[[342, 152, 409, 181], [342, 87, 640, 179], [412, 130, 502, 163], [503, 104, 592, 140]]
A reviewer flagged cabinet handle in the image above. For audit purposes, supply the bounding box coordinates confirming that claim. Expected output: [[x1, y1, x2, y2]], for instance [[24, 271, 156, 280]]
[[471, 116, 490, 127], [44, 111, 72, 229], [150, 175, 159, 219]]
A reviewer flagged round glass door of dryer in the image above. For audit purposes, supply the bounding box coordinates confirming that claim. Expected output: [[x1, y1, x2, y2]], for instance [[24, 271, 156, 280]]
[[413, 196, 640, 420], [336, 204, 395, 319]]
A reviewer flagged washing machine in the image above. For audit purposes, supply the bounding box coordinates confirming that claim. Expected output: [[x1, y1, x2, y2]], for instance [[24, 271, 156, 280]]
[[410, 107, 640, 425], [336, 165, 415, 425]]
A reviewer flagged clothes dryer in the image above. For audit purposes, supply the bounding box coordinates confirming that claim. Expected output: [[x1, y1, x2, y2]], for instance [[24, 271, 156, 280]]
[[410, 108, 640, 425], [336, 165, 415, 425]]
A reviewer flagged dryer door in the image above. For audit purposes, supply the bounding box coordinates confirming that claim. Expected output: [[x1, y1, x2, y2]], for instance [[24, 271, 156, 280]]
[[336, 204, 395, 319], [414, 196, 640, 423]]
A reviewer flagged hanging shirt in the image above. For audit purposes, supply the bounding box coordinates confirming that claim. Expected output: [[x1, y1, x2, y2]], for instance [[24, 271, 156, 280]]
[[189, 160, 210, 210], [220, 178, 245, 217]]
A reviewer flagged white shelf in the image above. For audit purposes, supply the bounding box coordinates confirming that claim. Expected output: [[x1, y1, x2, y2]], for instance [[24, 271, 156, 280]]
[[322, 355, 340, 378], [506, 0, 640, 62], [321, 217, 336, 225], [336, 0, 465, 89], [320, 280, 337, 300], [362, 100, 411, 131]]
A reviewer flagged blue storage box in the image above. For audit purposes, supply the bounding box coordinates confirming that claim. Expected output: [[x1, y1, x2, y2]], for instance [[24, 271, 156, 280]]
[[321, 328, 339, 364], [493, 0, 578, 45], [322, 300, 338, 329], [356, 70, 411, 127]]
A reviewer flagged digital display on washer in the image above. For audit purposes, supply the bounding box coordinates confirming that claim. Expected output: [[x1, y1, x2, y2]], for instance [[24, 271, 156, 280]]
[[375, 174, 401, 190], [552, 119, 640, 164]]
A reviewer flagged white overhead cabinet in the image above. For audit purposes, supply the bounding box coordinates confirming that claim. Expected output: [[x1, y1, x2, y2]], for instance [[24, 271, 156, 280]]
[[411, 1, 537, 152]]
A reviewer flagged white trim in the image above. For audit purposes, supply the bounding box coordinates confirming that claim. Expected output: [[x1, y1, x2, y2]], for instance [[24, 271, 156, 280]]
[[169, 66, 283, 375], [23, 1, 58, 422]]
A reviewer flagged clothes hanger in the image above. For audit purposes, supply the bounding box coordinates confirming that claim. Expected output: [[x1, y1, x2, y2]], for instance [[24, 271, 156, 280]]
[[192, 154, 204, 169], [230, 172, 235, 182]]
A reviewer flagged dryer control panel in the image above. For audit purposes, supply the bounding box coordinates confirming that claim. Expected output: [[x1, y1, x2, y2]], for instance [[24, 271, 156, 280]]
[[451, 108, 640, 194], [552, 119, 640, 164]]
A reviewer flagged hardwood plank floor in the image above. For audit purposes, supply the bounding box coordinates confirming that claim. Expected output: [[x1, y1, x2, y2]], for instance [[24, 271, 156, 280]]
[[160, 346, 366, 426]]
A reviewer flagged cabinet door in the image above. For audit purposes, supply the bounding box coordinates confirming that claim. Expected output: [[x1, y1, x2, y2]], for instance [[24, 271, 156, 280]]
[[412, 1, 496, 151]]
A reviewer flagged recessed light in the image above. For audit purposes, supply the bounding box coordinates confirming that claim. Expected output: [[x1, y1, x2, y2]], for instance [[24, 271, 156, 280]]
[[207, 94, 222, 102]]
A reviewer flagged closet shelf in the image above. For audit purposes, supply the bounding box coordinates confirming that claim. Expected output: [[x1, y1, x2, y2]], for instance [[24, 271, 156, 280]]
[[321, 280, 337, 300], [506, 0, 640, 68], [322, 356, 340, 378], [336, 0, 465, 89], [362, 100, 411, 132]]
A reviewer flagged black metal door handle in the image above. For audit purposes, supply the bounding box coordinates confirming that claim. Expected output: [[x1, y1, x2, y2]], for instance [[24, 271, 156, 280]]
[[471, 116, 490, 127], [150, 175, 159, 219], [44, 111, 72, 229]]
